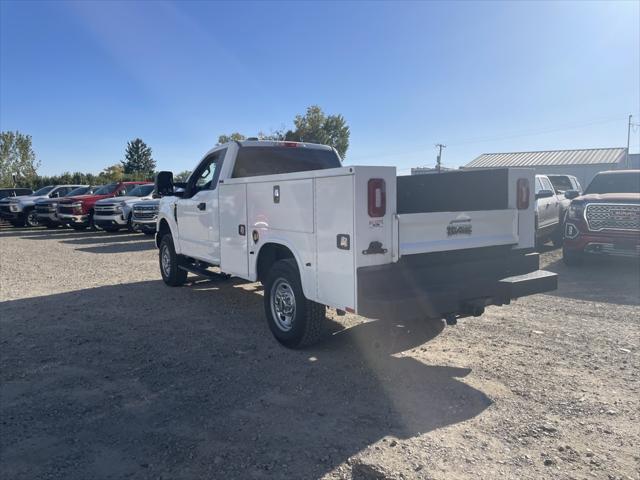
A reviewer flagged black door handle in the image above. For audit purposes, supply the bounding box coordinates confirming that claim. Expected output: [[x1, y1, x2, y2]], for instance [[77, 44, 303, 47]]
[[197, 202, 206, 211]]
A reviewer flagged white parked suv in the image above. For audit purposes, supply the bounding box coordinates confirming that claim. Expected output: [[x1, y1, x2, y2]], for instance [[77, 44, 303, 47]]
[[0, 185, 84, 227], [154, 140, 557, 348], [93, 184, 155, 232]]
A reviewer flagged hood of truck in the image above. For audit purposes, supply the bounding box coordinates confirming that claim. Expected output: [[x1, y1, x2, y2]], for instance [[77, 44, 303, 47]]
[[59, 193, 113, 205], [576, 193, 640, 204], [95, 195, 152, 206], [35, 198, 63, 206], [1, 194, 47, 205]]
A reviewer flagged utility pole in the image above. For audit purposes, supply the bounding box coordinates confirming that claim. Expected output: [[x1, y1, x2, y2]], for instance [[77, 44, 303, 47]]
[[435, 143, 446, 173], [627, 114, 633, 169]]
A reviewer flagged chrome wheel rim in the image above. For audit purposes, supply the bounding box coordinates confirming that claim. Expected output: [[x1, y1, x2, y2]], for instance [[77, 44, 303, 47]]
[[27, 211, 38, 226], [161, 244, 171, 277], [270, 278, 296, 331]]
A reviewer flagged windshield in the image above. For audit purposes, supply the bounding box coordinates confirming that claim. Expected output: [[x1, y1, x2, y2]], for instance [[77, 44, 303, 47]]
[[33, 186, 55, 196], [127, 184, 155, 197], [232, 146, 341, 178], [94, 183, 118, 195], [547, 176, 573, 193], [67, 186, 90, 196], [585, 172, 640, 195]]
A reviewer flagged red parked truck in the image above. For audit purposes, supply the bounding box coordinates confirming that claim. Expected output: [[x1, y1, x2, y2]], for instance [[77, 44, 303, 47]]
[[56, 181, 152, 230], [563, 170, 640, 265]]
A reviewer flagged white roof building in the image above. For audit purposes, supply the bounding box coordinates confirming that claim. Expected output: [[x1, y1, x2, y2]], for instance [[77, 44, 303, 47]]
[[464, 148, 638, 189]]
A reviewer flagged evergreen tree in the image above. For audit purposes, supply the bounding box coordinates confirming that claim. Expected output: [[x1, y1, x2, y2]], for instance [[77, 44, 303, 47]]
[[121, 138, 155, 175]]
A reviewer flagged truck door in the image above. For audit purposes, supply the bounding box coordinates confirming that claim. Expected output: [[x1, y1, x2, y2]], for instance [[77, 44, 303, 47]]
[[219, 183, 248, 278], [541, 176, 560, 226], [176, 149, 226, 263], [535, 177, 552, 228]]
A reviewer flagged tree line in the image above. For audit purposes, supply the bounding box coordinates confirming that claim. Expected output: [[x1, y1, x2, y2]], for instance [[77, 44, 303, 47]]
[[1, 105, 350, 189]]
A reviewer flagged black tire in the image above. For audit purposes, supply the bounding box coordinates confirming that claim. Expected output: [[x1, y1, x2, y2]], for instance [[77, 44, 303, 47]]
[[551, 227, 564, 248], [264, 259, 326, 348], [126, 213, 134, 232], [563, 247, 584, 266], [88, 211, 97, 231], [159, 234, 188, 286], [25, 209, 39, 227]]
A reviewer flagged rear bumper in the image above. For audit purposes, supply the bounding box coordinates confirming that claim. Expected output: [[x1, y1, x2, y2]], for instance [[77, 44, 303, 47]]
[[356, 249, 557, 320]]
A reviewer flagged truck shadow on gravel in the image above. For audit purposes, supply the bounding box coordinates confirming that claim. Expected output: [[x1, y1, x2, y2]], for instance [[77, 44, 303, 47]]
[[1, 278, 491, 480], [543, 256, 640, 306]]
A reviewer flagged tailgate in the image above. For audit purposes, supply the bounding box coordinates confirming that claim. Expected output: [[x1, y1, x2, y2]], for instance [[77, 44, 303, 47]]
[[394, 209, 518, 257]]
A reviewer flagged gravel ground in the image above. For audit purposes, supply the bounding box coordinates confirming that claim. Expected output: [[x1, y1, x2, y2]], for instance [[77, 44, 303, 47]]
[[1, 225, 639, 480]]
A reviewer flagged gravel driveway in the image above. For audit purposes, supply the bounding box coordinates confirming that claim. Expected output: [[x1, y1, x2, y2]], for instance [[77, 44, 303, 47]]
[[1, 226, 638, 479]]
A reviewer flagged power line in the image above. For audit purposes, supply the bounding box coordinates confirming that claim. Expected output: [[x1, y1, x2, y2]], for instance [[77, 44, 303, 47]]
[[348, 114, 633, 163]]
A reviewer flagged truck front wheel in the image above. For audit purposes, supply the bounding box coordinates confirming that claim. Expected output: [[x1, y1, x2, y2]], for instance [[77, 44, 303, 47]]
[[264, 259, 326, 348], [159, 234, 188, 286], [25, 209, 39, 228]]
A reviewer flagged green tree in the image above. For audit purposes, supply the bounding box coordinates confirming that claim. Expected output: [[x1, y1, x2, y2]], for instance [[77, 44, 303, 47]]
[[121, 138, 155, 175], [100, 164, 125, 182], [0, 131, 41, 187], [174, 170, 191, 182], [217, 132, 246, 145], [285, 106, 350, 159]]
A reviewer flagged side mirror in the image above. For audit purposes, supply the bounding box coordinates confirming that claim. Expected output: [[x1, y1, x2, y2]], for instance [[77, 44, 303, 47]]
[[155, 171, 176, 197], [535, 189, 554, 199], [564, 190, 580, 200]]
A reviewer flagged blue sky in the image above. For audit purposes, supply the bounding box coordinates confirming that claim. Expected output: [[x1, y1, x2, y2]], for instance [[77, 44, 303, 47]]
[[1, 0, 638, 176]]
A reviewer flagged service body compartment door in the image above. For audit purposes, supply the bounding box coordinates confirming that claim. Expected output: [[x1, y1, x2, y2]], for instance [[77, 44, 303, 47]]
[[397, 209, 518, 256], [219, 184, 249, 277], [315, 175, 356, 310]]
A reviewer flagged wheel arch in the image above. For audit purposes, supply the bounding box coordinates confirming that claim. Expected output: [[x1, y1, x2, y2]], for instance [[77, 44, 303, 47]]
[[256, 242, 299, 283], [156, 217, 172, 248]]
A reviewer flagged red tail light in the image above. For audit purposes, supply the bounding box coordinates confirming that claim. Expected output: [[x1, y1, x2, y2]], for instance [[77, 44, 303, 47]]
[[517, 178, 530, 210], [368, 178, 386, 217]]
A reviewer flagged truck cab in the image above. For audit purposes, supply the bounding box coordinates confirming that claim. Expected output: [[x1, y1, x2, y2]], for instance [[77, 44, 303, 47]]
[[156, 141, 557, 348]]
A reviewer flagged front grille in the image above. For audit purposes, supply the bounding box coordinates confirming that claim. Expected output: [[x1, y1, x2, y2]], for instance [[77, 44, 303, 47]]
[[94, 204, 118, 215], [585, 204, 640, 231], [133, 206, 158, 221], [57, 205, 76, 215], [36, 205, 54, 214]]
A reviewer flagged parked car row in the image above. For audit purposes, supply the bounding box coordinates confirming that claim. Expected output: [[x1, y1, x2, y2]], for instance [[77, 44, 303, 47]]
[[0, 181, 160, 234]]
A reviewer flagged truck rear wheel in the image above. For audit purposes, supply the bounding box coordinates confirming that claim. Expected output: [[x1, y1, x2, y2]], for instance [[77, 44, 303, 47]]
[[159, 234, 188, 286], [264, 259, 326, 348]]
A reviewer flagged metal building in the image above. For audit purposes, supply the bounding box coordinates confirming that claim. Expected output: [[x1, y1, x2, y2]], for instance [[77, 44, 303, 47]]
[[464, 147, 637, 189]]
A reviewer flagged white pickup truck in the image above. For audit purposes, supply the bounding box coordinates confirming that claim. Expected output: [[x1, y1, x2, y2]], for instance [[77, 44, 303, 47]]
[[155, 140, 557, 348]]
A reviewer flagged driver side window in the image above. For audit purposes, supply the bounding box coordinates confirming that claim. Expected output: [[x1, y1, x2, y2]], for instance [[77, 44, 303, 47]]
[[189, 149, 226, 196]]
